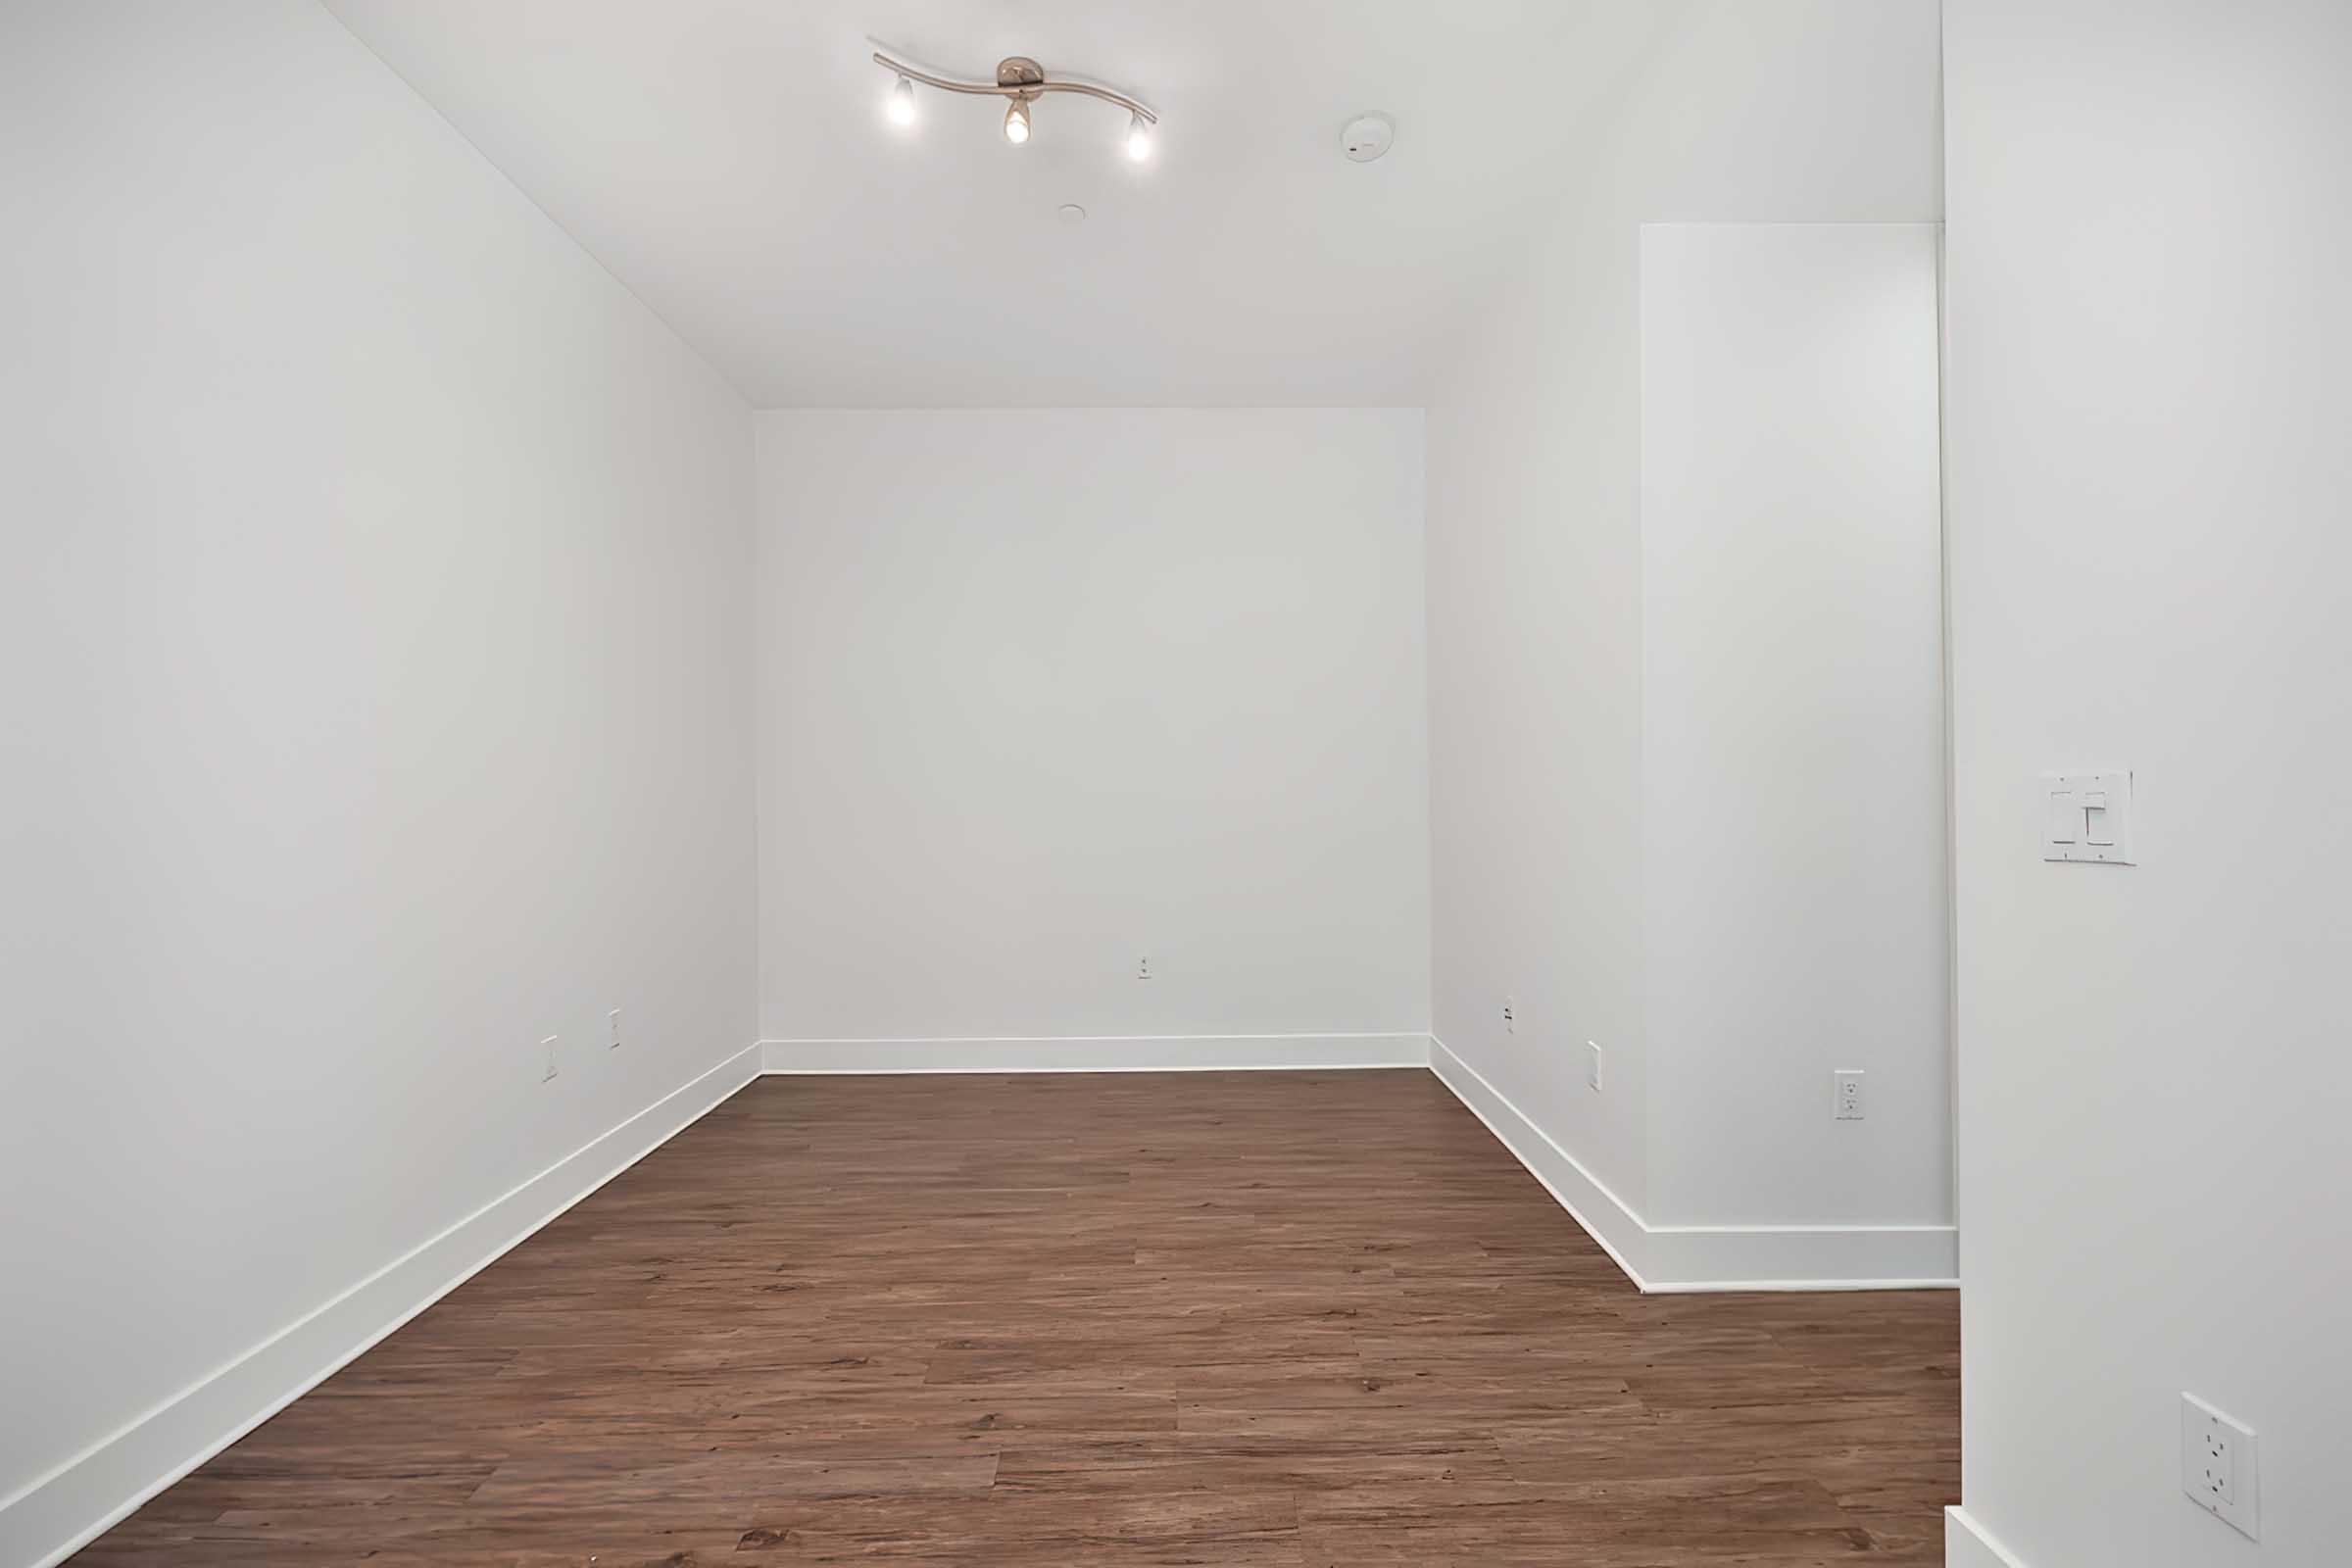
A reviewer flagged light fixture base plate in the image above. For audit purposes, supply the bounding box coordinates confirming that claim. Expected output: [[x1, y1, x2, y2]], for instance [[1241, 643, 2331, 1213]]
[[997, 56, 1046, 89]]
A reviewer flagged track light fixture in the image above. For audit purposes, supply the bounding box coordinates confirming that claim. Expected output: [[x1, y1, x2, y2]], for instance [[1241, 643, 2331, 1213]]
[[871, 48, 1157, 160]]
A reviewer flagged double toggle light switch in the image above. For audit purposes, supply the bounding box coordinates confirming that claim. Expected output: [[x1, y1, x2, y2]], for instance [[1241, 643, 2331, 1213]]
[[2042, 770, 2134, 864]]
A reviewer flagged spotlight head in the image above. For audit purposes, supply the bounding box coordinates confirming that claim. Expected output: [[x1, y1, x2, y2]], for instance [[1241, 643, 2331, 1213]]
[[1004, 96, 1032, 144], [887, 74, 916, 126], [1125, 113, 1152, 163]]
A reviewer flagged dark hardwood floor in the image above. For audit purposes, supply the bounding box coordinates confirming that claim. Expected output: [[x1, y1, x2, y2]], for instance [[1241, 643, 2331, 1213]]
[[74, 1070, 1958, 1565]]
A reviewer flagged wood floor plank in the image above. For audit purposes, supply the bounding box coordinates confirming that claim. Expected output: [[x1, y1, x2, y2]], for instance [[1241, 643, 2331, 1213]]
[[71, 1069, 1956, 1565]]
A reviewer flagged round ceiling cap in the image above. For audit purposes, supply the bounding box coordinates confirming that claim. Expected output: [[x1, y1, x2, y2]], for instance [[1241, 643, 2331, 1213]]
[[1342, 112, 1395, 163], [1056, 202, 1088, 223]]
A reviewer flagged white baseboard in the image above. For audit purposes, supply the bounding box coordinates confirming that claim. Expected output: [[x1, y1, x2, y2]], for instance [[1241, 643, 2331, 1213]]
[[1945, 1507, 2033, 1568], [1430, 1037, 1958, 1294], [1428, 1036, 1654, 1285], [1, 1042, 764, 1568], [8, 1028, 1949, 1566], [760, 1033, 1432, 1075]]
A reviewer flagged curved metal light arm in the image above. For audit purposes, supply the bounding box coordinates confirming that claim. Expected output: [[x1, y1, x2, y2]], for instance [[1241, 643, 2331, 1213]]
[[872, 49, 1157, 124]]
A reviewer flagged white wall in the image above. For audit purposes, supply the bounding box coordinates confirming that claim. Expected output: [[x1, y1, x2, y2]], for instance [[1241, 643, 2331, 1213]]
[[1640, 223, 1948, 1229], [756, 409, 1428, 1057], [1943, 2, 2352, 1563], [0, 3, 758, 1559], [1426, 0, 1946, 1283]]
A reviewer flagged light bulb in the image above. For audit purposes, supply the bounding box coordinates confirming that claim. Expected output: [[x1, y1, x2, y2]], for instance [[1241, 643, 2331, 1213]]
[[1125, 113, 1152, 163], [1004, 97, 1031, 144], [886, 74, 916, 127]]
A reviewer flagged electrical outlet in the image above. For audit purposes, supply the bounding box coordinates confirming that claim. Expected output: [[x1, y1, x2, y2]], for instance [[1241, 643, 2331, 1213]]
[[1587, 1041, 1603, 1091], [1137, 955, 1152, 981], [541, 1035, 560, 1083], [609, 1008, 622, 1050], [2181, 1394, 2259, 1539], [1501, 997, 1516, 1034], [1834, 1069, 1865, 1120]]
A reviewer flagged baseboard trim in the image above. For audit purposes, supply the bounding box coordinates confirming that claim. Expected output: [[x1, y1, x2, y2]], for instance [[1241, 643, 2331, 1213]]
[[1945, 1506, 2033, 1568], [10, 1028, 1951, 1566], [1429, 1037, 1957, 1294], [1428, 1036, 1655, 1287], [1, 1042, 764, 1568], [760, 1033, 1433, 1075]]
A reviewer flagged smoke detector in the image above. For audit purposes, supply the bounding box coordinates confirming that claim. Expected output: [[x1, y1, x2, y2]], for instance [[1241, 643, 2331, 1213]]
[[1342, 113, 1395, 163]]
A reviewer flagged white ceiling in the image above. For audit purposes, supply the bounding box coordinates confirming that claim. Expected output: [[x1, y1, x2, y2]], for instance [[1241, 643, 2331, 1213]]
[[323, 1, 1684, 407]]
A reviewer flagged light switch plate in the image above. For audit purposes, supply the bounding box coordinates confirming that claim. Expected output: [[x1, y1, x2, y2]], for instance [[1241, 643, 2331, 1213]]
[[2041, 770, 2134, 864]]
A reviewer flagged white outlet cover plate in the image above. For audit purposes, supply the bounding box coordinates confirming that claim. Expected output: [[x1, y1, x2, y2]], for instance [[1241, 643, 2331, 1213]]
[[1833, 1069, 1865, 1120], [2180, 1392, 2259, 1540]]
